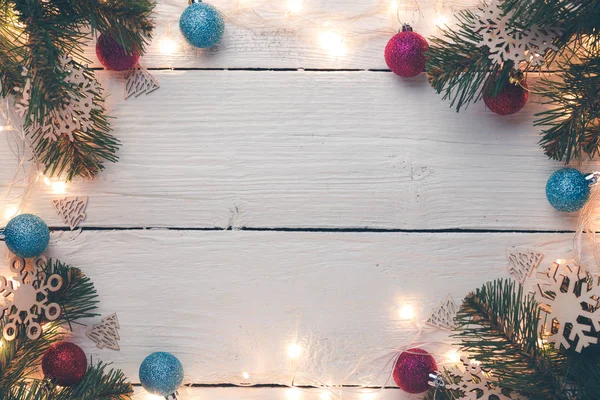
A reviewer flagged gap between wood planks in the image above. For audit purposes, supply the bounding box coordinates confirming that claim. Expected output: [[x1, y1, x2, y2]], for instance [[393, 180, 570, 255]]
[[91, 67, 562, 73], [47, 226, 575, 233]]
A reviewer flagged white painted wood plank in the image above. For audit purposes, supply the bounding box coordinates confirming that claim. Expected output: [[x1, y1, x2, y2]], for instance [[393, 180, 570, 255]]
[[2, 71, 588, 230], [132, 386, 402, 399], [10, 230, 574, 386], [83, 0, 478, 70]]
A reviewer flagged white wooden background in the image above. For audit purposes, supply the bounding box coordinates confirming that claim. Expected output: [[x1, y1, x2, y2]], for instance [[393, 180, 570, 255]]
[[0, 0, 592, 399]]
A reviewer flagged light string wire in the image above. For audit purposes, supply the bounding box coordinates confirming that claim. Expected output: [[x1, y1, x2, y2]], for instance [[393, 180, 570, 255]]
[[136, 312, 461, 400]]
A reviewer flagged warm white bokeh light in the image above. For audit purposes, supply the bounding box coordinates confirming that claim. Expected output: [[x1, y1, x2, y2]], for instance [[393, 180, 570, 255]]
[[158, 37, 178, 55], [4, 206, 18, 220], [434, 14, 449, 28], [398, 304, 415, 320], [319, 391, 332, 400], [446, 350, 461, 363], [285, 387, 303, 400], [51, 181, 67, 194], [287, 343, 303, 359], [287, 0, 302, 13], [360, 392, 378, 400], [318, 30, 346, 56], [242, 371, 250, 380]]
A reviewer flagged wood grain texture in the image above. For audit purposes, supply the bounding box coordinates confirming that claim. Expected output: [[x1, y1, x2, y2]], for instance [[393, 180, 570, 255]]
[[3, 71, 592, 230], [132, 386, 402, 399], [4, 230, 573, 388], [84, 0, 478, 70]]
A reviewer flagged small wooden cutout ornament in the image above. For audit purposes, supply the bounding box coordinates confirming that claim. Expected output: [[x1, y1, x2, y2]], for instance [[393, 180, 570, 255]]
[[125, 64, 160, 99], [536, 260, 600, 352], [52, 196, 88, 230], [506, 248, 543, 284], [86, 313, 121, 350], [0, 255, 62, 340], [426, 294, 458, 330]]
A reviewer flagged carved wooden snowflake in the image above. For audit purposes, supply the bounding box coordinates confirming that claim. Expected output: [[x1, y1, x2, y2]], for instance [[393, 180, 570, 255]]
[[472, 2, 558, 67], [536, 260, 600, 352], [86, 313, 121, 351], [426, 294, 458, 330], [506, 248, 543, 284], [446, 356, 525, 400], [52, 196, 88, 230], [125, 64, 160, 99], [0, 255, 62, 340], [15, 56, 103, 141]]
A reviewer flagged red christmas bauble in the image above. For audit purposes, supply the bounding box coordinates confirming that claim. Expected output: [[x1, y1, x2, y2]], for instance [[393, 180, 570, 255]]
[[384, 27, 428, 77], [392, 348, 437, 394], [42, 342, 88, 386], [483, 79, 529, 115], [96, 33, 140, 71]]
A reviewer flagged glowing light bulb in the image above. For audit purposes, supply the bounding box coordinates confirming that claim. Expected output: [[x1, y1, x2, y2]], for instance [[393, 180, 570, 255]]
[[446, 350, 461, 363], [319, 391, 332, 400], [360, 392, 377, 400], [158, 37, 178, 55], [242, 371, 250, 380], [285, 388, 302, 400], [51, 181, 67, 194], [389, 0, 398, 12], [318, 30, 346, 56], [398, 304, 415, 320], [287, 343, 303, 359], [287, 0, 302, 13], [4, 206, 18, 220], [434, 13, 449, 28], [43, 176, 51, 186]]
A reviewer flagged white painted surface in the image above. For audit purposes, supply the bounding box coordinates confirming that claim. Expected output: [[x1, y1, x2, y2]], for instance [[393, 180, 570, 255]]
[[0, 0, 584, 398], [0, 230, 573, 393], [3, 71, 592, 230]]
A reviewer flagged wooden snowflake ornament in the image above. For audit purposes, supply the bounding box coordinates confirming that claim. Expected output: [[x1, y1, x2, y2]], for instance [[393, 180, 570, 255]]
[[426, 294, 458, 330], [445, 356, 524, 400], [125, 65, 159, 99], [472, 2, 558, 67], [86, 313, 121, 350], [536, 260, 600, 352], [15, 57, 103, 141], [0, 255, 62, 340], [506, 248, 543, 284], [52, 196, 88, 230]]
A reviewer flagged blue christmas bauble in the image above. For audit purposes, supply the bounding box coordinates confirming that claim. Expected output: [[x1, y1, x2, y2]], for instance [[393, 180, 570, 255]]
[[179, 1, 224, 48], [4, 214, 50, 258], [546, 168, 590, 212], [139, 352, 184, 396]]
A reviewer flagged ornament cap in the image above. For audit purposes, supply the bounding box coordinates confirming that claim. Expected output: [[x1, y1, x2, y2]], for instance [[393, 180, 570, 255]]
[[427, 372, 445, 388], [585, 171, 600, 186], [188, 0, 202, 4], [401, 24, 413, 32]]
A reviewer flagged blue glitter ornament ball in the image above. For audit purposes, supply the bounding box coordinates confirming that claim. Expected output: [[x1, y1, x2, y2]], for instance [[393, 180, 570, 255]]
[[179, 1, 224, 48], [3, 214, 50, 258], [546, 168, 590, 212], [139, 352, 184, 397]]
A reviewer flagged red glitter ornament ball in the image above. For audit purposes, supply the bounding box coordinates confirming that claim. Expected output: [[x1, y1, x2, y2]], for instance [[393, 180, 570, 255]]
[[42, 342, 88, 386], [96, 33, 140, 71], [384, 26, 428, 77], [483, 79, 529, 115], [392, 348, 437, 394]]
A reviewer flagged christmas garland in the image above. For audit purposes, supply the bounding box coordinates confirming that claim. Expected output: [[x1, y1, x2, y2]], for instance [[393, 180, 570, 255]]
[[1, 0, 155, 180]]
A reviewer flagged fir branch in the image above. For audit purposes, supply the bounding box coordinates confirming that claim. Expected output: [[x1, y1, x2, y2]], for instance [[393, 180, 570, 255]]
[[44, 258, 100, 328], [536, 55, 600, 163], [8, 363, 133, 400], [0, 322, 62, 397], [425, 10, 516, 112], [27, 61, 120, 180], [452, 279, 567, 399]]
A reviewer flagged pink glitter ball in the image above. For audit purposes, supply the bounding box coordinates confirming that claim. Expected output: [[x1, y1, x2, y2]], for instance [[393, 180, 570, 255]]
[[384, 28, 428, 77], [483, 79, 529, 115], [96, 33, 139, 71], [392, 348, 437, 394]]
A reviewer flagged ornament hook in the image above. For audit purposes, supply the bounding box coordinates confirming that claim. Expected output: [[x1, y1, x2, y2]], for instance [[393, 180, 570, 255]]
[[396, 0, 423, 30], [585, 171, 600, 186]]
